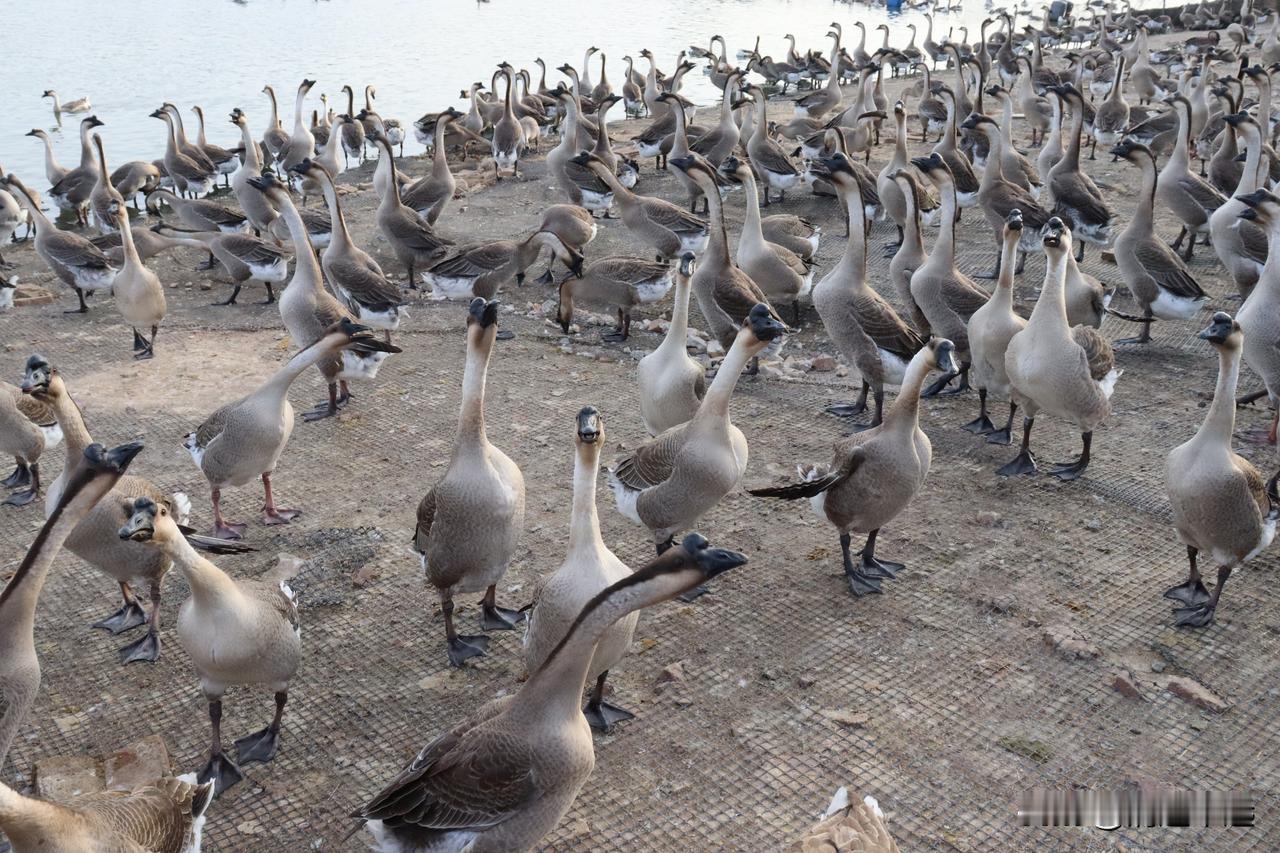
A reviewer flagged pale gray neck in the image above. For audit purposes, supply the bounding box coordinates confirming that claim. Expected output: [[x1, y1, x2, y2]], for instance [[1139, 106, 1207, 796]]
[[702, 327, 755, 419], [277, 197, 322, 287], [834, 181, 867, 281], [884, 349, 930, 429], [1028, 249, 1070, 332], [1235, 128, 1262, 197], [458, 334, 492, 445], [1197, 344, 1241, 445], [567, 442, 604, 554]]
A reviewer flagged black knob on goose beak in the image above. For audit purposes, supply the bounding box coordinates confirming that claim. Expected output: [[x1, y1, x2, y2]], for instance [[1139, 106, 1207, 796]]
[[1006, 208, 1023, 231], [1042, 217, 1067, 247], [679, 252, 696, 277], [909, 154, 940, 173], [668, 155, 696, 173], [289, 159, 313, 175], [683, 533, 749, 578], [86, 441, 146, 475], [933, 339, 959, 376], [1224, 111, 1248, 127], [118, 496, 158, 542], [1198, 311, 1236, 345], [576, 406, 602, 443], [747, 303, 785, 341], [467, 297, 500, 329]]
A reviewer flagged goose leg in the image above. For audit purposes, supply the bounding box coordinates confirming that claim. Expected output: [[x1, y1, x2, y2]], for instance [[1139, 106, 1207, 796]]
[[986, 402, 1018, 445], [260, 283, 276, 305], [841, 532, 882, 597], [132, 328, 147, 352], [1173, 565, 1233, 628], [65, 287, 89, 313], [1171, 226, 1187, 253], [261, 472, 301, 524], [1075, 241, 1085, 263], [92, 582, 149, 633], [2, 461, 38, 508], [858, 528, 905, 579], [655, 536, 675, 556], [1, 460, 30, 489], [1164, 545, 1212, 605], [975, 244, 1002, 280], [583, 671, 635, 733], [602, 308, 628, 342], [199, 699, 245, 797], [479, 584, 526, 631], [197, 251, 218, 271], [303, 383, 340, 422], [210, 487, 248, 540], [847, 389, 885, 433], [962, 388, 996, 434], [1014, 249, 1026, 275], [213, 285, 242, 306], [1045, 431, 1092, 481], [1114, 309, 1153, 345], [118, 579, 162, 664], [235, 690, 287, 764], [134, 326, 157, 361], [997, 416, 1038, 476], [442, 592, 488, 667], [825, 381, 869, 418]]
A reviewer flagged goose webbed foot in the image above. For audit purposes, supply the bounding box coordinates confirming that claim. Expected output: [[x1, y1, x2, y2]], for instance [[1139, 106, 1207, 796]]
[[847, 416, 882, 434], [676, 585, 710, 602], [195, 258, 218, 271], [859, 552, 904, 579], [1, 464, 30, 488], [825, 402, 867, 418], [302, 402, 339, 422], [1235, 389, 1268, 407], [446, 634, 490, 667], [845, 570, 883, 596], [583, 699, 635, 733], [495, 330, 516, 341], [1045, 457, 1089, 481], [118, 629, 161, 664], [92, 600, 148, 634], [211, 521, 249, 540], [535, 268, 554, 285], [1172, 601, 1219, 628], [1163, 578, 1212, 606], [132, 329, 147, 352], [133, 345, 155, 361], [996, 448, 1037, 477], [212, 286, 241, 306], [962, 414, 995, 434], [2, 486, 37, 507], [198, 753, 244, 798], [234, 726, 281, 765], [601, 331, 627, 342], [262, 507, 301, 525], [480, 602, 525, 631], [985, 425, 1013, 445]]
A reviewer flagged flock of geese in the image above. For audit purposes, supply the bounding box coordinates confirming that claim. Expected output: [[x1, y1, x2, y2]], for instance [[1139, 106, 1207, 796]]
[[1, 1, 1279, 849]]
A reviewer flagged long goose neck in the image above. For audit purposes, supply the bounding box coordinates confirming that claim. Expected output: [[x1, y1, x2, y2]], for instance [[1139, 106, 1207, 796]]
[[167, 537, 242, 607], [1028, 250, 1070, 332], [458, 333, 492, 446], [39, 135, 61, 178], [835, 182, 867, 279], [292, 87, 307, 126], [194, 110, 209, 146], [433, 120, 450, 174], [742, 172, 764, 240], [663, 273, 693, 353], [1197, 344, 1241, 445], [893, 113, 908, 164], [1062, 98, 1084, 165], [267, 88, 281, 128], [901, 182, 923, 248], [261, 340, 335, 398], [884, 349, 932, 429], [1172, 102, 1191, 163], [933, 178, 958, 261], [567, 441, 604, 554], [78, 122, 95, 169], [277, 197, 321, 285], [702, 328, 754, 419], [50, 391, 93, 466], [321, 175, 352, 250], [705, 177, 730, 263], [994, 233, 1019, 306], [942, 94, 958, 146], [1130, 155, 1158, 231], [237, 122, 261, 172], [117, 210, 141, 267], [1235, 129, 1262, 196]]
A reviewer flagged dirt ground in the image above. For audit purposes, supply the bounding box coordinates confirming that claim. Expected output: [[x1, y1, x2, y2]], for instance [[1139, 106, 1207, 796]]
[[2, 32, 1278, 852]]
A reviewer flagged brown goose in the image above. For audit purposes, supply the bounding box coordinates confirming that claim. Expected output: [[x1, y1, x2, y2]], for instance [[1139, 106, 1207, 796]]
[[572, 152, 708, 260], [1159, 95, 1228, 261], [1045, 85, 1115, 261], [960, 115, 1051, 279], [372, 134, 452, 284]]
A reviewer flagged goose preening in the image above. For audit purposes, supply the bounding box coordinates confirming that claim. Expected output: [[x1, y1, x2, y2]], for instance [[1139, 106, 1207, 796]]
[[426, 230, 582, 304], [524, 406, 640, 732], [415, 299, 526, 667], [356, 533, 745, 851], [119, 495, 296, 796], [786, 788, 900, 852], [1165, 312, 1279, 628], [183, 320, 400, 539], [1000, 219, 1120, 481], [573, 152, 709, 260], [0, 440, 143, 779], [750, 339, 956, 597]]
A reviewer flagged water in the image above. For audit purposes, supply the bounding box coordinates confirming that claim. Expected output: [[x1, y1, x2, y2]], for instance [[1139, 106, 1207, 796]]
[[1, 0, 1023, 189]]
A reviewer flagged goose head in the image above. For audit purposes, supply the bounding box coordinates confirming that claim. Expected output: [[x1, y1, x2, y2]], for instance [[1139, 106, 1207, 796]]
[[20, 354, 62, 400], [1237, 188, 1280, 225], [716, 155, 752, 185], [678, 252, 696, 279], [326, 317, 403, 356], [568, 151, 606, 172], [247, 171, 287, 199], [229, 108, 247, 127], [959, 114, 999, 137], [1109, 139, 1152, 166], [467, 297, 501, 344], [1198, 311, 1241, 350], [118, 497, 168, 543], [41, 89, 56, 100], [24, 129, 47, 140], [1005, 207, 1024, 234], [739, 303, 787, 352], [298, 79, 317, 95], [925, 338, 960, 377], [82, 115, 105, 131], [670, 154, 731, 193], [289, 157, 328, 180], [815, 151, 863, 193], [1040, 215, 1071, 254], [576, 406, 602, 447], [909, 152, 952, 184]]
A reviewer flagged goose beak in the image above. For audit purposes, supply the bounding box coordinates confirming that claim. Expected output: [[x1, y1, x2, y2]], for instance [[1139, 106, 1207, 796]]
[[683, 533, 749, 579], [86, 441, 146, 475], [467, 297, 500, 329], [1042, 217, 1066, 248], [934, 339, 959, 376], [1197, 311, 1236, 345], [679, 252, 696, 277], [576, 406, 602, 443], [747, 303, 785, 342], [346, 335, 403, 355], [118, 497, 159, 542]]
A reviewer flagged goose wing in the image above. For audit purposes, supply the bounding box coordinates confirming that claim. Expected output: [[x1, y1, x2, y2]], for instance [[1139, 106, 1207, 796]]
[[45, 231, 114, 271], [1070, 325, 1116, 382], [413, 486, 437, 553], [749, 448, 866, 499], [564, 159, 613, 194], [942, 274, 991, 317], [611, 425, 690, 491], [191, 200, 247, 228], [11, 387, 57, 427], [715, 267, 778, 324], [855, 291, 927, 360], [1053, 175, 1112, 225], [75, 779, 207, 852], [1176, 173, 1227, 213], [222, 234, 289, 266], [388, 209, 450, 254], [641, 198, 707, 236], [1134, 240, 1208, 299], [591, 256, 670, 284], [1239, 220, 1269, 265], [752, 139, 800, 177], [429, 242, 515, 277], [327, 257, 404, 310]]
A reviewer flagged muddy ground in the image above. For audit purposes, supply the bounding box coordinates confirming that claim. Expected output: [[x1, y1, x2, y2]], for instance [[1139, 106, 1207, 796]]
[[1, 32, 1277, 853]]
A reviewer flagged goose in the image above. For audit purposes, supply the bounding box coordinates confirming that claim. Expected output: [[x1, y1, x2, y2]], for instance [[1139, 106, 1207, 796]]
[[1236, 189, 1280, 444], [161, 104, 217, 176], [669, 156, 782, 360], [191, 106, 238, 185], [748, 339, 957, 596], [365, 87, 406, 156], [744, 84, 802, 205], [610, 304, 785, 569], [87, 135, 126, 235], [1091, 56, 1130, 157], [546, 89, 613, 215], [1000, 218, 1120, 480], [760, 214, 820, 263], [2, 174, 117, 314], [1037, 88, 1065, 179], [22, 357, 190, 663], [888, 170, 933, 335], [25, 128, 69, 189], [297, 114, 348, 202], [1110, 141, 1209, 344], [357, 534, 745, 850], [414, 299, 526, 667], [795, 28, 843, 119], [982, 85, 1043, 195], [251, 173, 397, 420], [150, 222, 289, 306], [428, 230, 581, 305], [556, 255, 671, 342], [106, 200, 165, 359], [492, 64, 525, 179], [1159, 96, 1228, 261], [878, 102, 915, 250], [0, 180, 30, 267], [228, 109, 280, 235], [1164, 312, 1278, 627], [108, 159, 161, 210], [722, 156, 813, 323], [145, 189, 247, 271], [279, 79, 317, 172], [0, 381, 59, 508], [916, 65, 949, 142], [572, 153, 708, 260], [0, 441, 143, 776], [48, 115, 103, 226], [400, 108, 463, 225], [637, 253, 705, 435], [961, 115, 1051, 279], [931, 86, 981, 209], [1210, 114, 1269, 300], [1015, 58, 1053, 146], [1044, 86, 1114, 261], [41, 88, 90, 117], [290, 159, 406, 338], [909, 154, 991, 396], [119, 496, 298, 796], [590, 51, 613, 103], [524, 406, 639, 732], [786, 788, 899, 853], [533, 204, 597, 284], [339, 85, 367, 166], [183, 320, 397, 539], [0, 774, 211, 853], [689, 71, 742, 167], [656, 90, 712, 213], [152, 108, 215, 197], [622, 55, 645, 116], [963, 209, 1028, 443], [814, 152, 926, 429], [371, 135, 451, 284], [260, 85, 290, 164]]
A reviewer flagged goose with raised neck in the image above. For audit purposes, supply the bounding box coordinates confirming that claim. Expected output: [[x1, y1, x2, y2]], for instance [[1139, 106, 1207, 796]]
[[88, 134, 125, 235], [1210, 113, 1269, 299], [637, 253, 706, 435], [1158, 95, 1228, 261], [961, 114, 1050, 279], [725, 156, 813, 322], [887, 169, 931, 334], [963, 209, 1027, 444], [106, 198, 166, 359], [574, 152, 708, 260]]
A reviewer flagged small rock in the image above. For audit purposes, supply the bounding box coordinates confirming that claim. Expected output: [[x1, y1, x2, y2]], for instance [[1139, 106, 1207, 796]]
[[237, 820, 263, 834], [975, 510, 1003, 528], [672, 695, 694, 708], [351, 562, 380, 587], [1083, 518, 1102, 532], [1110, 670, 1145, 701], [199, 282, 213, 291], [637, 637, 658, 652], [761, 669, 780, 681], [796, 673, 817, 689], [656, 661, 686, 684], [810, 355, 838, 372], [1166, 676, 1228, 713], [820, 709, 870, 728], [105, 735, 170, 792], [36, 755, 104, 800], [1042, 624, 1101, 660], [1150, 661, 1166, 673]]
